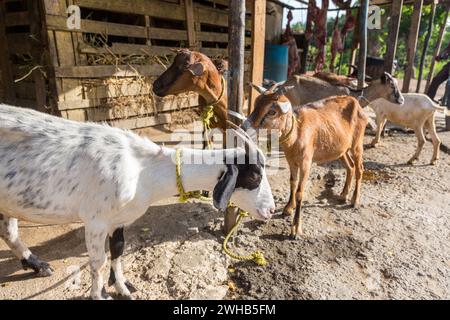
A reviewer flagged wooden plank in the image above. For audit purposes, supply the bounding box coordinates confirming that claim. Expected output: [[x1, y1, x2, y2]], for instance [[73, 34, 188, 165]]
[[76, 0, 185, 20], [43, 0, 67, 16], [4, 11, 30, 26], [108, 113, 173, 130], [148, 27, 188, 41], [46, 14, 148, 38], [228, 0, 246, 116], [196, 4, 252, 30], [426, 3, 448, 91], [61, 109, 87, 121], [28, 0, 47, 112], [197, 31, 252, 45], [358, 0, 369, 90], [58, 92, 198, 110], [54, 31, 76, 66], [0, 1, 16, 104], [384, 0, 403, 74], [78, 42, 176, 56], [402, 0, 423, 93], [55, 64, 166, 78], [185, 0, 197, 48], [249, 0, 265, 113], [85, 94, 198, 121]]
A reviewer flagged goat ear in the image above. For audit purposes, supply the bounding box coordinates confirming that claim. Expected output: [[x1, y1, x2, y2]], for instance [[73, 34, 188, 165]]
[[213, 165, 238, 212], [248, 82, 267, 94], [187, 62, 205, 76], [278, 101, 292, 114]]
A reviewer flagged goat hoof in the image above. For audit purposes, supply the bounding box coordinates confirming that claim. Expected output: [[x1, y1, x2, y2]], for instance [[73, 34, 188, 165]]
[[125, 280, 138, 293], [119, 293, 134, 300], [21, 255, 54, 277], [101, 287, 113, 300], [337, 195, 348, 203], [407, 159, 415, 165], [430, 160, 437, 165], [352, 202, 360, 209], [282, 207, 294, 216]]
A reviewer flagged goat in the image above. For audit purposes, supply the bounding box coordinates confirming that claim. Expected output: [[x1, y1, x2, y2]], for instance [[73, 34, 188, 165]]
[[0, 104, 275, 300], [152, 49, 231, 130], [368, 93, 446, 165], [258, 72, 404, 107], [242, 87, 368, 239]]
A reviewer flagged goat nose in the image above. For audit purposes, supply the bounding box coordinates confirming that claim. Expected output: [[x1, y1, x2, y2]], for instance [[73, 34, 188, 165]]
[[270, 208, 275, 214]]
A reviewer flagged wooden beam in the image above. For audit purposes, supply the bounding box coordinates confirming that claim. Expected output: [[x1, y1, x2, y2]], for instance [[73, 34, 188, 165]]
[[249, 0, 266, 114], [0, 1, 16, 104], [402, 0, 423, 93], [416, 0, 436, 93], [426, 5, 449, 92], [28, 0, 47, 112], [185, 0, 197, 48], [228, 0, 246, 116], [384, 0, 403, 74], [358, 0, 369, 89]]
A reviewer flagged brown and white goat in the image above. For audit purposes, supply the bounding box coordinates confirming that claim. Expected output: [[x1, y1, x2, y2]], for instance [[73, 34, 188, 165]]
[[243, 88, 368, 239], [152, 49, 229, 129]]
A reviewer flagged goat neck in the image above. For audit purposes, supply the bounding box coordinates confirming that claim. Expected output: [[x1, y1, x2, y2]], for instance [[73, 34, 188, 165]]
[[143, 147, 237, 203], [279, 109, 298, 148]]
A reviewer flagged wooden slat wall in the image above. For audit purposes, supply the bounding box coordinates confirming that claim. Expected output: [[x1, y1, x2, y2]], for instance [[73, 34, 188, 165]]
[[1, 0, 258, 130]]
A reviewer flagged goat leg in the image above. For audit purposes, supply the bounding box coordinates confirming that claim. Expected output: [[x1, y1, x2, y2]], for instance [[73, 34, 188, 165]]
[[290, 159, 312, 239], [85, 225, 110, 300], [283, 165, 300, 216], [0, 215, 53, 277], [338, 152, 355, 202], [108, 227, 136, 299], [407, 127, 426, 165], [370, 117, 387, 147], [424, 115, 441, 165]]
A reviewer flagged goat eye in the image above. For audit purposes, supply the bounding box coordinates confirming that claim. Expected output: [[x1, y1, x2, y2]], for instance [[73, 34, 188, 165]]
[[267, 109, 277, 116]]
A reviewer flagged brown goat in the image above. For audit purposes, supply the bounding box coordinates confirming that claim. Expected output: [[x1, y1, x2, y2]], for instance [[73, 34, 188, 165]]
[[153, 49, 229, 130], [243, 89, 368, 239]]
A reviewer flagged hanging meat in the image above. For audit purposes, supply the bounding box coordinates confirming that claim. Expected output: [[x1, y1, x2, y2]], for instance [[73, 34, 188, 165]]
[[304, 0, 329, 72], [329, 14, 343, 72], [281, 10, 300, 77]]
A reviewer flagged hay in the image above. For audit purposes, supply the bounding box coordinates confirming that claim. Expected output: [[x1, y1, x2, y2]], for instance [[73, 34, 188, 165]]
[[81, 33, 199, 125]]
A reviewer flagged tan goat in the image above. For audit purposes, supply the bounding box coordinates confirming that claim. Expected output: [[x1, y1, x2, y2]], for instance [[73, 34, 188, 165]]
[[153, 49, 230, 130], [243, 89, 368, 239]]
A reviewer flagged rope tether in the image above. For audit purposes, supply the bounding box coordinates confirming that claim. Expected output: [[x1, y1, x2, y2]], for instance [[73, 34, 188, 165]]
[[174, 148, 267, 266]]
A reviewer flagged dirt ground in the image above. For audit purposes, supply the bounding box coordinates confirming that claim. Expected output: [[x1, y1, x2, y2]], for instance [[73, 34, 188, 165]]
[[1, 116, 449, 300]]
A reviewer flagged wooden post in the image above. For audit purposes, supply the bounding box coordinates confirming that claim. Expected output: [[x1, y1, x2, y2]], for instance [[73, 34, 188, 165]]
[[225, 0, 246, 234], [384, 0, 403, 74], [0, 1, 16, 104], [426, 5, 449, 92], [27, 0, 47, 112], [228, 0, 245, 115], [185, 0, 197, 48], [402, 0, 423, 93], [416, 0, 436, 93], [249, 0, 266, 114], [358, 0, 369, 90]]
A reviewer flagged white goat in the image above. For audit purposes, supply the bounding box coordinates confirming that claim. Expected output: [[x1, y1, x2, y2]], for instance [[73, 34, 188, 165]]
[[0, 104, 275, 300], [368, 93, 446, 165]]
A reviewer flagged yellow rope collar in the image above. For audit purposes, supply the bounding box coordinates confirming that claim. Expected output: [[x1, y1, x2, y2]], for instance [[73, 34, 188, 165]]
[[175, 149, 267, 266], [201, 77, 225, 149], [175, 148, 209, 202], [279, 115, 298, 145]]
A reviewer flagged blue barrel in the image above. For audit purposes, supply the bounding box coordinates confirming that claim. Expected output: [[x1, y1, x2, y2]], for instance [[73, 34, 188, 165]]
[[263, 44, 289, 83]]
